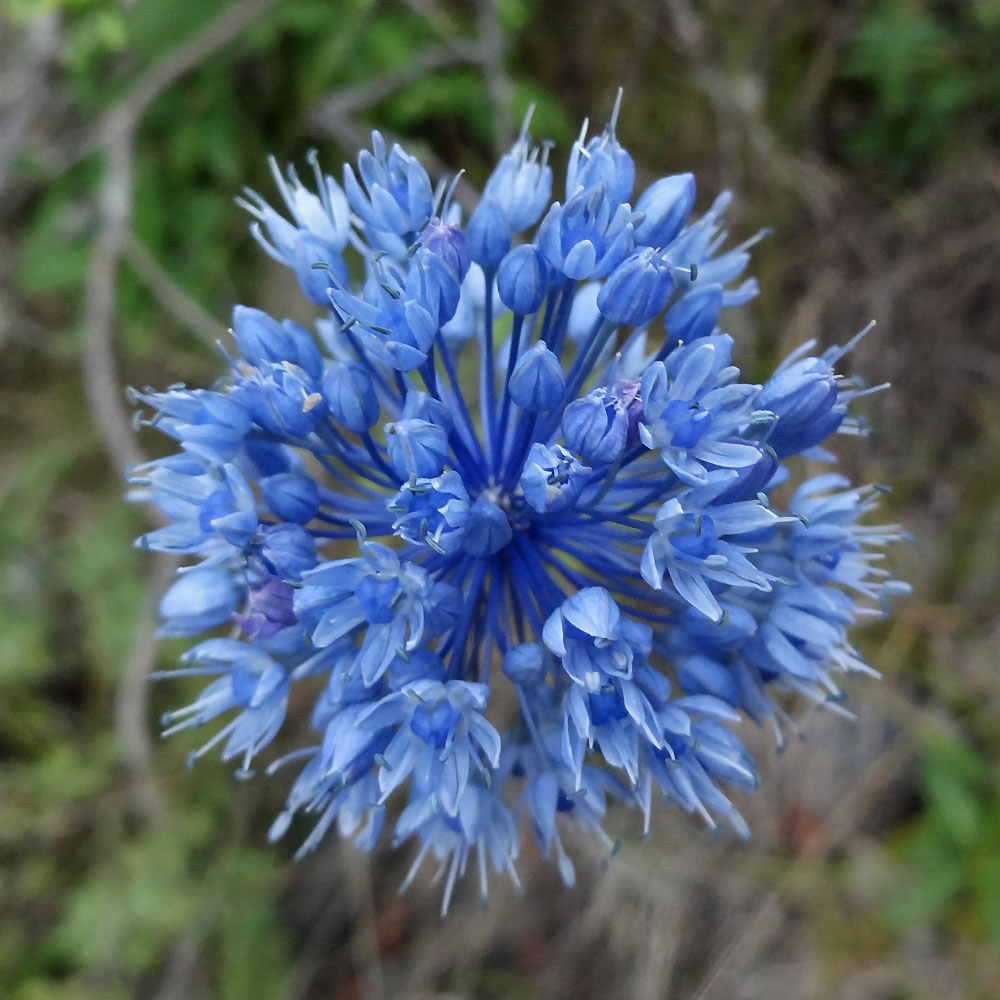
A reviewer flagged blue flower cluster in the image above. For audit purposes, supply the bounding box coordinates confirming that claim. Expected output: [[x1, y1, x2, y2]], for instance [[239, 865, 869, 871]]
[[131, 101, 907, 911]]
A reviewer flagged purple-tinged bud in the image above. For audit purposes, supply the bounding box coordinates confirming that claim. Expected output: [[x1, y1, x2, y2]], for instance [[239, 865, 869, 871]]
[[663, 283, 723, 347], [466, 198, 512, 269], [618, 377, 644, 444], [508, 342, 565, 412], [597, 247, 674, 326], [497, 244, 549, 314], [561, 389, 627, 465], [235, 579, 297, 639], [406, 246, 462, 326], [634, 173, 696, 248], [417, 217, 471, 282], [260, 473, 320, 524], [385, 418, 450, 478], [324, 361, 379, 433]]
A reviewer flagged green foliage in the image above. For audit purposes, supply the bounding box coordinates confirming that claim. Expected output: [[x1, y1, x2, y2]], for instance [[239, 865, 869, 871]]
[[0, 426, 86, 687], [885, 735, 1000, 943], [380, 67, 495, 146], [17, 170, 95, 296], [839, 0, 1000, 179], [3, 0, 997, 995]]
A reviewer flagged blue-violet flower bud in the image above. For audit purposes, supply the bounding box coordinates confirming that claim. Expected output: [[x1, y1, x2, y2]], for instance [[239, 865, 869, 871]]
[[508, 342, 565, 412], [634, 173, 697, 248], [323, 361, 380, 433], [497, 244, 549, 314], [597, 247, 675, 326]]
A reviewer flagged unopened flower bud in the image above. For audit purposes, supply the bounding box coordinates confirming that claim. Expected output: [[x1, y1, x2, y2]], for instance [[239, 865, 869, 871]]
[[597, 248, 674, 326], [385, 418, 450, 478], [634, 173, 696, 247], [323, 361, 379, 433], [663, 283, 723, 346], [260, 473, 320, 524], [466, 198, 512, 269], [508, 342, 565, 412], [497, 244, 549, 314]]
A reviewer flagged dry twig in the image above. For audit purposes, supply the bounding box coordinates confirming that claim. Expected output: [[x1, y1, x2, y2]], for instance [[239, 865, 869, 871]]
[[124, 232, 227, 348], [113, 554, 178, 826]]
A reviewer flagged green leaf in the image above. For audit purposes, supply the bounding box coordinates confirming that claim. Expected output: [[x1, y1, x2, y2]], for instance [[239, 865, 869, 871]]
[[17, 189, 92, 295]]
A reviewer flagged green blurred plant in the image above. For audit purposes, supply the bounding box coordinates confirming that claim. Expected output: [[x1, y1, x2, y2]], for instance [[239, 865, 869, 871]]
[[885, 735, 1000, 943], [839, 0, 1000, 180], [4, 0, 999, 996]]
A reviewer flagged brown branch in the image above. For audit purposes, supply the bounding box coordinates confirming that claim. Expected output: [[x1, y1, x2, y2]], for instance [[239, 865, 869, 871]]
[[124, 231, 226, 348], [42, 0, 282, 174], [659, 0, 841, 212], [113, 0, 281, 129], [308, 42, 482, 134], [81, 0, 286, 476], [0, 13, 60, 193], [81, 128, 144, 477], [344, 847, 386, 1000], [113, 553, 179, 826], [82, 0, 287, 824]]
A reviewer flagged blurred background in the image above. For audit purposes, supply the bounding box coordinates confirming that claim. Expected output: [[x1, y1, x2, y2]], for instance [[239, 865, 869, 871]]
[[1, 0, 999, 997]]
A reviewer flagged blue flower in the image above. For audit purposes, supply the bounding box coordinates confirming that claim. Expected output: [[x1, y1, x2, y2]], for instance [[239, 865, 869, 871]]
[[638, 335, 762, 485], [537, 185, 634, 281], [343, 131, 434, 252], [519, 443, 590, 513], [481, 109, 553, 233], [597, 247, 676, 326], [154, 638, 291, 775], [633, 173, 697, 248], [561, 379, 640, 465], [640, 485, 783, 621], [565, 94, 635, 206], [507, 342, 566, 412], [133, 103, 906, 909], [236, 154, 351, 303], [133, 450, 257, 561]]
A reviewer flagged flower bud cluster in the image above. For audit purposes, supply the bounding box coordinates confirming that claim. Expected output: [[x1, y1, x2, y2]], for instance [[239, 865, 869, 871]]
[[131, 98, 906, 910]]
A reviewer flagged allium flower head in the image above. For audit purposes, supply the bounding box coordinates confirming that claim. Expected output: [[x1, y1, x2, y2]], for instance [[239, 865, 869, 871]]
[[132, 96, 907, 911]]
